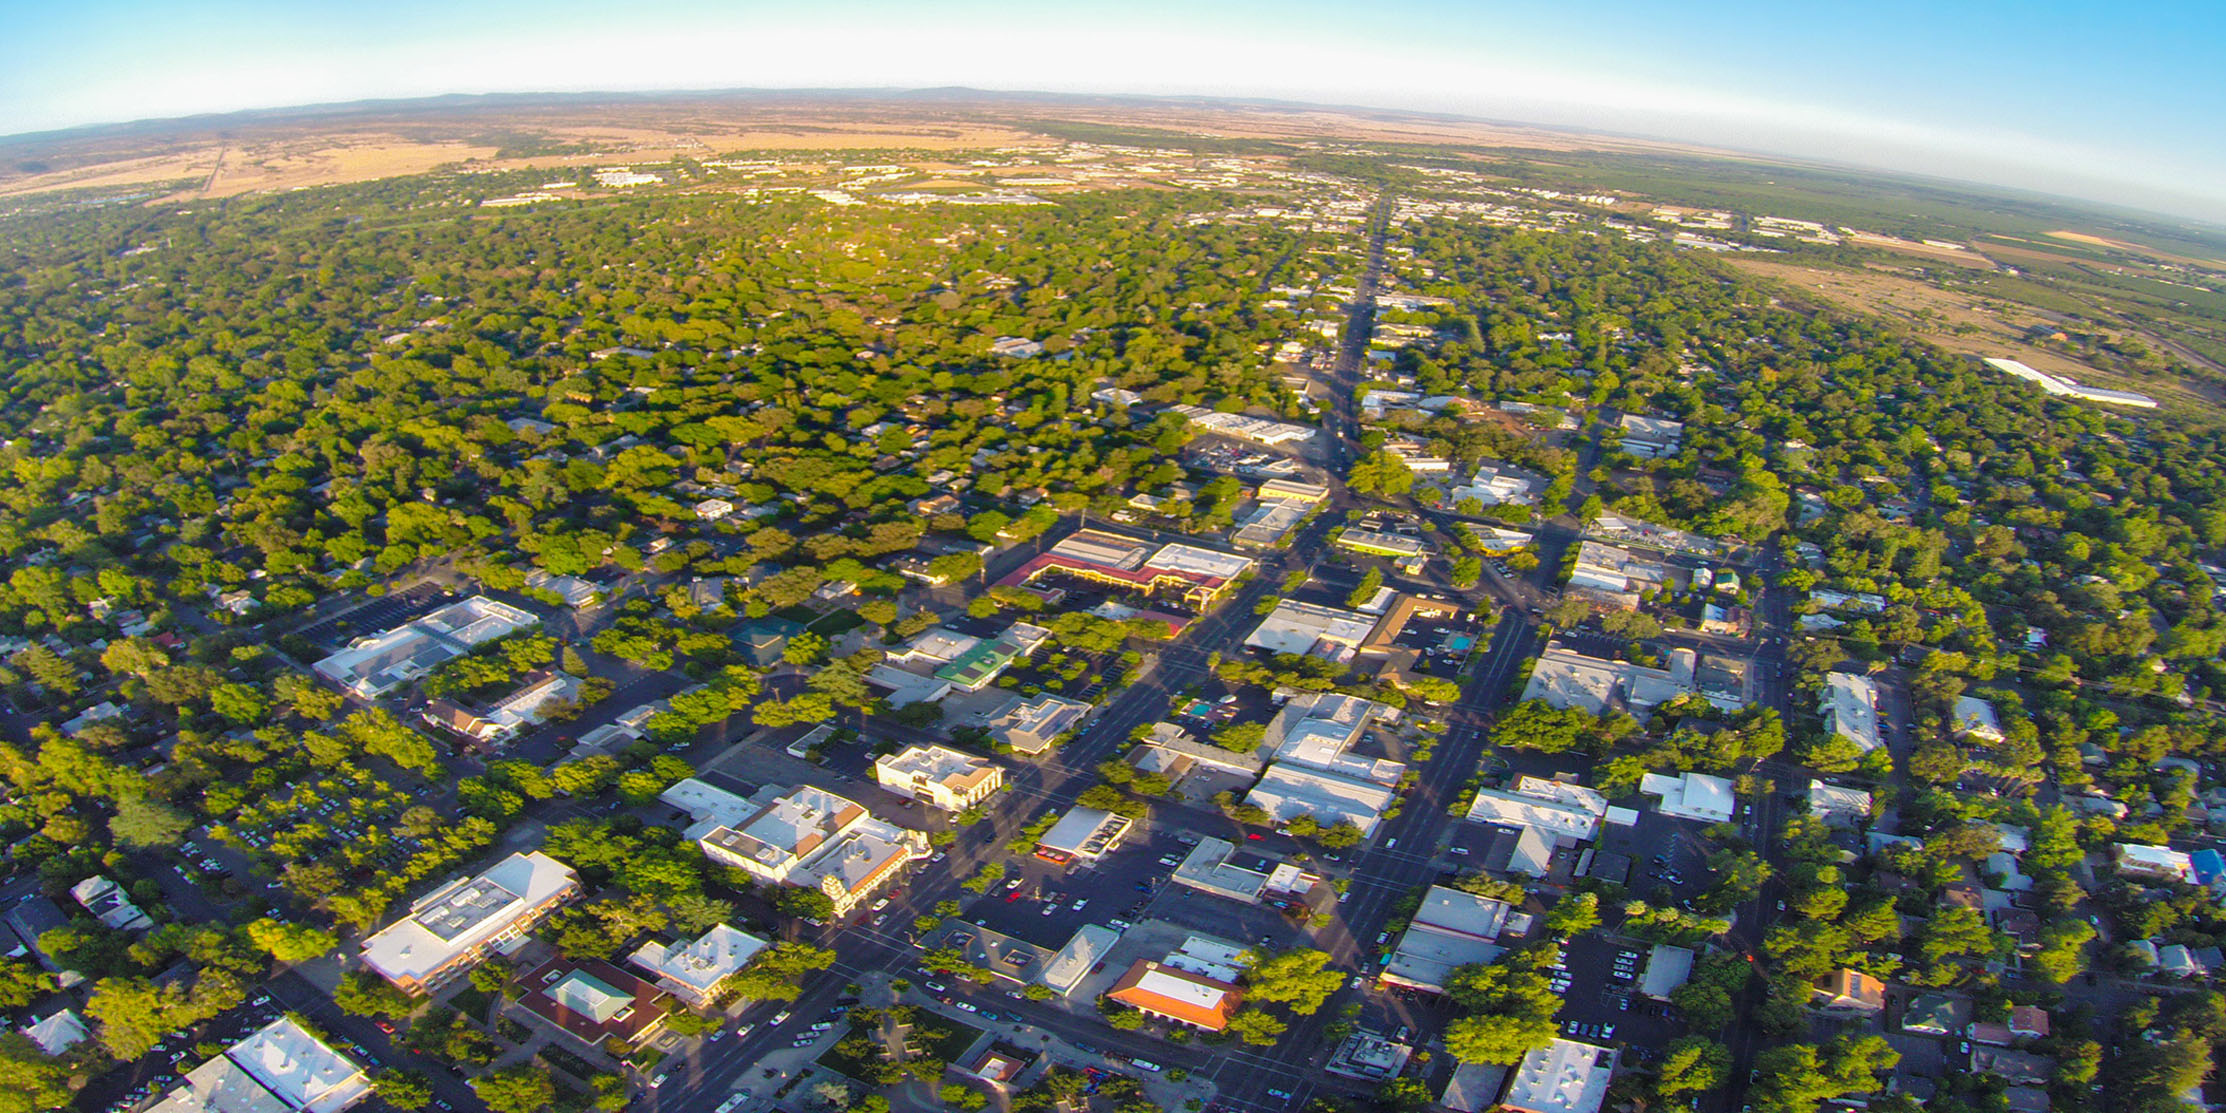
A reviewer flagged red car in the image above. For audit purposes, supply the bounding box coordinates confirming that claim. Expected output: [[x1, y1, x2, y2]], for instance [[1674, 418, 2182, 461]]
[[1246, 832, 1264, 841], [1005, 891, 1023, 903]]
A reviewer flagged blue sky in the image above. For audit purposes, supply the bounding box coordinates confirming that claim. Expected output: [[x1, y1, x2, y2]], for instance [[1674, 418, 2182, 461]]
[[3, 0, 2222, 221]]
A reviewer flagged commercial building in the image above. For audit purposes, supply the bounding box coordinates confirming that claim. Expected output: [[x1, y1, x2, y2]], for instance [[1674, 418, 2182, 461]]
[[1821, 672, 1884, 753], [312, 595, 539, 700], [1501, 1039, 1617, 1113], [1450, 460, 1548, 507], [1523, 644, 1738, 717], [1165, 403, 1317, 446], [1232, 500, 1308, 548], [1616, 414, 1685, 458], [996, 530, 1255, 609], [1565, 541, 1674, 610], [1380, 885, 1511, 994], [361, 851, 579, 994], [1169, 836, 1319, 905], [150, 1017, 372, 1113], [1245, 599, 1377, 659], [1034, 806, 1135, 866], [1639, 771, 1735, 824], [420, 670, 581, 746], [874, 745, 1004, 811], [628, 923, 769, 1008], [979, 692, 1091, 755], [687, 783, 930, 919], [1805, 780, 1874, 827], [1105, 959, 1243, 1031], [1333, 527, 1428, 559], [1466, 787, 1601, 846], [1637, 945, 1695, 1000], [518, 958, 672, 1048]]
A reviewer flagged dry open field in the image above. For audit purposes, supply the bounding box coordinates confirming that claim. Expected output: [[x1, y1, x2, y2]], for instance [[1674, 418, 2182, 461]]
[[1725, 255, 2222, 409], [0, 93, 1718, 205]]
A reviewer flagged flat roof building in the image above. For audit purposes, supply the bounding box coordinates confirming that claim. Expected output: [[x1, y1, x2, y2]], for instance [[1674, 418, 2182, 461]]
[[981, 692, 1091, 755], [151, 1016, 372, 1113], [1805, 780, 1874, 827], [2116, 843, 2195, 883], [312, 595, 539, 700], [1501, 1039, 1616, 1113], [1522, 643, 1737, 717], [1381, 885, 1511, 994], [695, 784, 929, 919], [628, 923, 769, 1008], [1639, 771, 1735, 824], [874, 745, 1003, 811], [1034, 806, 1135, 866], [1821, 671, 1884, 753], [1334, 527, 1428, 558], [1244, 599, 1377, 658], [361, 851, 579, 994], [1466, 787, 1600, 846], [1246, 763, 1399, 836], [996, 529, 1253, 609]]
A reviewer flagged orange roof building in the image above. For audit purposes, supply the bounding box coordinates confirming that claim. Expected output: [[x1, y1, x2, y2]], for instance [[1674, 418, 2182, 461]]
[[1106, 959, 1242, 1031]]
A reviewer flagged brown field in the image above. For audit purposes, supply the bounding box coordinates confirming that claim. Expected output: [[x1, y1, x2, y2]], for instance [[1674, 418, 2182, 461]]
[[1725, 255, 2222, 409], [1841, 231, 1993, 267], [0, 93, 1720, 205]]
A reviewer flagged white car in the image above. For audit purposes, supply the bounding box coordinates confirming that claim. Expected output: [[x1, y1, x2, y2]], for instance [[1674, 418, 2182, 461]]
[[954, 1001, 979, 1013], [1070, 898, 1088, 912], [651, 1072, 669, 1088], [872, 897, 891, 911], [1005, 878, 1024, 890], [717, 1097, 746, 1113], [770, 1010, 792, 1026]]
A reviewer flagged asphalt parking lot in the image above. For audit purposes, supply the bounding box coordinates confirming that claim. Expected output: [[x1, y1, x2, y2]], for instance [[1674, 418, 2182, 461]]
[[292, 581, 452, 650], [1550, 935, 1687, 1048]]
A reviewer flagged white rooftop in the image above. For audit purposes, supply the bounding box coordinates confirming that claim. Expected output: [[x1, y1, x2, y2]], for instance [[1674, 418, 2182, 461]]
[[361, 851, 577, 988], [629, 923, 769, 997], [1503, 1039, 1615, 1113], [227, 1017, 372, 1113]]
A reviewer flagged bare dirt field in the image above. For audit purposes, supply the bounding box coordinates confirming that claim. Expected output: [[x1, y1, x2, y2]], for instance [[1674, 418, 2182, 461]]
[[0, 94, 1711, 205]]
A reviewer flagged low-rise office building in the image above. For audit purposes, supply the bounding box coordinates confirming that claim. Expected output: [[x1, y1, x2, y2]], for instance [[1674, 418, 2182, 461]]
[[628, 923, 769, 1008], [1501, 1039, 1616, 1113], [874, 745, 1004, 811], [687, 782, 930, 919], [1033, 805, 1135, 866], [150, 1017, 372, 1113], [361, 851, 579, 994]]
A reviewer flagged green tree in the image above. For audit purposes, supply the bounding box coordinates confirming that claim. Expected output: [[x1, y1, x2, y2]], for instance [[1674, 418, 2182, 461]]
[[375, 1070, 435, 1111], [1444, 1012, 1557, 1064], [109, 794, 191, 848], [1240, 949, 1340, 1015], [472, 1065, 556, 1113], [1655, 1036, 1731, 1096], [1225, 1008, 1287, 1046], [0, 1031, 74, 1113], [246, 918, 339, 964]]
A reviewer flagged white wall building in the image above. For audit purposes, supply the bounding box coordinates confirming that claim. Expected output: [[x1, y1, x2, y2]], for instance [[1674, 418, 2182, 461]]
[[873, 745, 1004, 811]]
